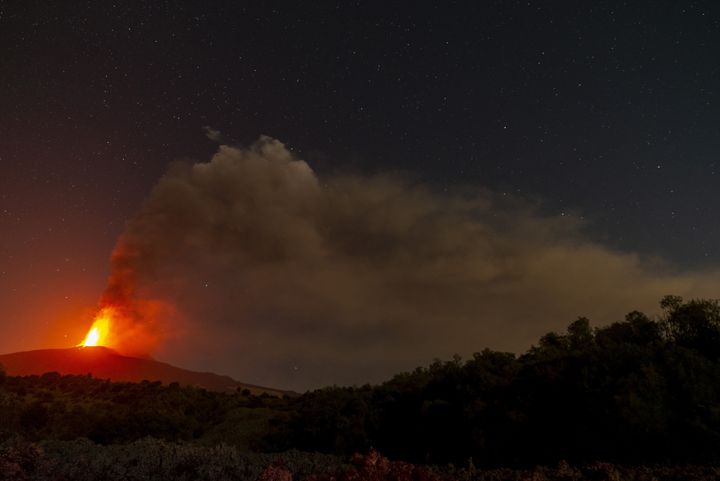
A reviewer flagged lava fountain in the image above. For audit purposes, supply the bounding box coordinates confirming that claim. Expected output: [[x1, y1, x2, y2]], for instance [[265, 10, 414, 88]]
[[77, 307, 116, 348]]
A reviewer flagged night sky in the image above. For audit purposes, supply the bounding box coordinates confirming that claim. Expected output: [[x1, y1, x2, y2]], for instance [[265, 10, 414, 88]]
[[2, 2, 720, 390]]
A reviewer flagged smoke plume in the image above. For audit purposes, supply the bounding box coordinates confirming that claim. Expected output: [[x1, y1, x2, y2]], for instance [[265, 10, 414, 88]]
[[104, 136, 720, 390]]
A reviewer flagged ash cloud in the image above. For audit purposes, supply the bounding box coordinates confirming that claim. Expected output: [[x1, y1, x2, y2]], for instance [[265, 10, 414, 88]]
[[109, 136, 720, 390]]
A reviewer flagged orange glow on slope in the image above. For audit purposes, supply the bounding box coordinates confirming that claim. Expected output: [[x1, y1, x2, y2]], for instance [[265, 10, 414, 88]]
[[78, 307, 114, 347]]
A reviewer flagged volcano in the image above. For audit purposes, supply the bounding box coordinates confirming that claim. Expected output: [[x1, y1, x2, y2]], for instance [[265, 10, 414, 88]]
[[0, 347, 296, 396]]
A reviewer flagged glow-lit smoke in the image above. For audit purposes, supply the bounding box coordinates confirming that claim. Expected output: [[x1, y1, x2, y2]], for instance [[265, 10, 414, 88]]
[[96, 136, 720, 389]]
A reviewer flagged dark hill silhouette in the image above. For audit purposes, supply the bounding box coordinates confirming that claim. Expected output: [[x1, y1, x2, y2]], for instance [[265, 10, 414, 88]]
[[0, 346, 296, 396]]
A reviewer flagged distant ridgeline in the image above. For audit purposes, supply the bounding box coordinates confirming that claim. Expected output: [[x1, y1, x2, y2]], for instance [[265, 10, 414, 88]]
[[2, 295, 720, 468]]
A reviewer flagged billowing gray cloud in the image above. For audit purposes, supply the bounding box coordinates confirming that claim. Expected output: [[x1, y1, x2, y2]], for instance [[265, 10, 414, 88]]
[[106, 136, 720, 390]]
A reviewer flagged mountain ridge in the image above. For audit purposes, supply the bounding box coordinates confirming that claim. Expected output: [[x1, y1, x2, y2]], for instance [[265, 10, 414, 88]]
[[0, 346, 297, 397]]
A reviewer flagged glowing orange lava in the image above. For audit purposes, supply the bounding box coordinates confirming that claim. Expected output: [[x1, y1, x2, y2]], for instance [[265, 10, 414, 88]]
[[78, 307, 114, 347]]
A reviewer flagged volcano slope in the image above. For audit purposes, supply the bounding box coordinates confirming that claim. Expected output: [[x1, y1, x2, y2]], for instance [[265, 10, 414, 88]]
[[0, 346, 295, 396]]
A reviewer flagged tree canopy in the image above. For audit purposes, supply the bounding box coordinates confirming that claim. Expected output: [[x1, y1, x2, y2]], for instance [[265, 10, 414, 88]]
[[269, 296, 720, 466]]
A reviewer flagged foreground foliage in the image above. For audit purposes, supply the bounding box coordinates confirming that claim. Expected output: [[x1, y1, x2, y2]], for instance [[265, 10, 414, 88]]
[[0, 437, 343, 481], [2, 438, 720, 481]]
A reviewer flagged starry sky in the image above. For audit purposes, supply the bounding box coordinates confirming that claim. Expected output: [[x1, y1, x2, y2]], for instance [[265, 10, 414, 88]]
[[1, 2, 719, 389]]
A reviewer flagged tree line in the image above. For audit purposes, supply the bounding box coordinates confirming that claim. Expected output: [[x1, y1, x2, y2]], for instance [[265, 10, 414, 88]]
[[266, 296, 720, 467]]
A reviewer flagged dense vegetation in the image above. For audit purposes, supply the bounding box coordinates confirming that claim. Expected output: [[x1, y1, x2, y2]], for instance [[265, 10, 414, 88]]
[[270, 296, 720, 467], [0, 372, 288, 450], [3, 295, 720, 479], [3, 438, 720, 481]]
